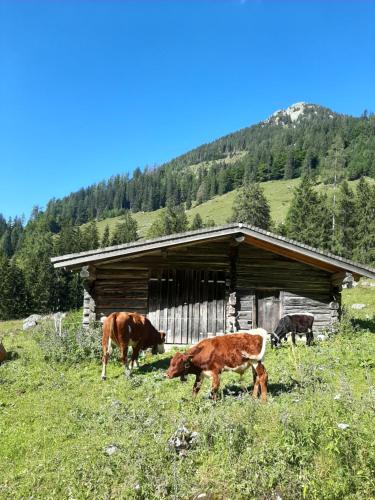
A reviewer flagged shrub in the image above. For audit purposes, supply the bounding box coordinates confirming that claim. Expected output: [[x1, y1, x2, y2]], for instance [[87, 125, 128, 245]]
[[36, 320, 102, 363]]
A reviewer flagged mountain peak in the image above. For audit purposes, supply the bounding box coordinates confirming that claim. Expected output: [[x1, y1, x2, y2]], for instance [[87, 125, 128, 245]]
[[263, 102, 332, 127]]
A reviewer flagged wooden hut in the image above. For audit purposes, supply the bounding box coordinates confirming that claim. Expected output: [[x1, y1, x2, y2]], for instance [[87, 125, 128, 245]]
[[52, 223, 375, 344]]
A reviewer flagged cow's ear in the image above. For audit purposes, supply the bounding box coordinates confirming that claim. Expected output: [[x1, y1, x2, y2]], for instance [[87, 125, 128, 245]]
[[183, 354, 193, 367]]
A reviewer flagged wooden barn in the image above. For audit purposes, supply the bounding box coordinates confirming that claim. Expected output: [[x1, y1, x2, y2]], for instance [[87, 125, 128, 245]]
[[52, 223, 375, 344]]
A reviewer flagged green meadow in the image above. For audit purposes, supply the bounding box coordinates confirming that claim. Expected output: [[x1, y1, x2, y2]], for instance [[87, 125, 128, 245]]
[[0, 283, 375, 499]]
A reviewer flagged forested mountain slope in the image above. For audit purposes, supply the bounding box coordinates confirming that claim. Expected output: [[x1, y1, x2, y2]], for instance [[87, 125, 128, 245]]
[[42, 102, 375, 230], [88, 177, 371, 239]]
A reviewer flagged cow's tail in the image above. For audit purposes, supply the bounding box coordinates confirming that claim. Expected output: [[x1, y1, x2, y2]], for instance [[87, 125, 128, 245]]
[[108, 313, 118, 354], [256, 328, 268, 361]]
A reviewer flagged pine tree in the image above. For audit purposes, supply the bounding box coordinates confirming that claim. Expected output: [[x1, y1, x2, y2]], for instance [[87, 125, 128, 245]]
[[284, 153, 295, 180], [0, 256, 28, 319], [0, 228, 13, 257], [0, 214, 7, 239], [331, 181, 356, 257], [353, 178, 375, 264], [148, 204, 189, 238], [190, 213, 204, 230], [111, 212, 138, 245], [101, 225, 110, 247], [205, 218, 215, 228], [284, 176, 331, 249], [302, 150, 318, 178], [81, 220, 99, 251], [228, 183, 271, 230], [321, 135, 346, 184], [56, 221, 82, 255], [16, 219, 58, 314]]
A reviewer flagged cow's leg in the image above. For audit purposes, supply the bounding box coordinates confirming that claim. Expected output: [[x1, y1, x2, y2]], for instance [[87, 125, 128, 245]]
[[307, 329, 313, 346], [119, 342, 130, 377], [130, 344, 141, 371], [192, 372, 203, 398], [101, 336, 112, 381], [258, 363, 268, 401], [252, 362, 268, 400], [291, 331, 296, 346], [210, 372, 221, 400], [252, 364, 260, 398], [251, 365, 257, 386]]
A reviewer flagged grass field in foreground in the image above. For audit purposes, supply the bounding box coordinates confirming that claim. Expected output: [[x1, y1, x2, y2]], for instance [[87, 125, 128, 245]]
[[0, 285, 375, 499]]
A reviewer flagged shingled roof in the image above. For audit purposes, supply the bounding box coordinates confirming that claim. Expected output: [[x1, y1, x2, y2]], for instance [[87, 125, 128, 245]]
[[51, 223, 375, 279]]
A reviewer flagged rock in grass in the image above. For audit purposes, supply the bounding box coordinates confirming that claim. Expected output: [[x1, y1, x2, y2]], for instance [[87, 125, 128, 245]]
[[104, 444, 119, 456], [351, 303, 366, 310], [337, 423, 350, 430], [23, 314, 42, 330], [168, 426, 199, 457]]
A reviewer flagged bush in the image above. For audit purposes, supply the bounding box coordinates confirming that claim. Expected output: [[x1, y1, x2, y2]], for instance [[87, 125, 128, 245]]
[[36, 320, 102, 363]]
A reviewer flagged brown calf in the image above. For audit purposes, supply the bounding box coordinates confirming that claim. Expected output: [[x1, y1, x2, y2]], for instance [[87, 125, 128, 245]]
[[166, 329, 268, 400], [101, 312, 166, 380]]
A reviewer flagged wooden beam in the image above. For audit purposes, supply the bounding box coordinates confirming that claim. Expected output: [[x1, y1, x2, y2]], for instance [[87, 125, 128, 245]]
[[52, 223, 375, 280]]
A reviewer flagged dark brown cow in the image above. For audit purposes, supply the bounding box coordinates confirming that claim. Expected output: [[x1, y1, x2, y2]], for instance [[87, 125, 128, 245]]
[[101, 312, 166, 380], [166, 329, 268, 400], [271, 313, 314, 347], [0, 340, 7, 364]]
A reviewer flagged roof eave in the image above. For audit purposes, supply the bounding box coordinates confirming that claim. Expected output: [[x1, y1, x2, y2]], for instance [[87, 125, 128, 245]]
[[51, 223, 375, 280]]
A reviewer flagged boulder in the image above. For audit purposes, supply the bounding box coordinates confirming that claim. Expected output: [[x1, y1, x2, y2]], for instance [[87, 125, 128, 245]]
[[23, 314, 42, 330]]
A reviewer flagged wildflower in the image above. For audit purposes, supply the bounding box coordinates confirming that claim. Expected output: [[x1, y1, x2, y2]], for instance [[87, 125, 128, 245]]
[[337, 423, 350, 430]]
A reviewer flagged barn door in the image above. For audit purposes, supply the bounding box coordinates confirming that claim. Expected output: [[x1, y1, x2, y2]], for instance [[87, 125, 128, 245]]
[[148, 269, 226, 344], [256, 290, 280, 333]]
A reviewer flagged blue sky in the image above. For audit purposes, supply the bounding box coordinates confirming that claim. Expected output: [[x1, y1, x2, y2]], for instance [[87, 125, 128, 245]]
[[1, 0, 374, 219]]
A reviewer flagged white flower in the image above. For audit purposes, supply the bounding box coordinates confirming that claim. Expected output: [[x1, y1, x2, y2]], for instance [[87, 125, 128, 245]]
[[337, 423, 350, 430], [104, 444, 119, 455]]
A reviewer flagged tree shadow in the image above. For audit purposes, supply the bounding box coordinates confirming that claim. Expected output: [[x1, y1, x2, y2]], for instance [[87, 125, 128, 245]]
[[350, 317, 375, 332]]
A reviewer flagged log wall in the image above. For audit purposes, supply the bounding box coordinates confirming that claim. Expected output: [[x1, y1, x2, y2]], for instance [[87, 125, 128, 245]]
[[236, 245, 337, 332], [86, 239, 339, 335], [93, 240, 231, 321]]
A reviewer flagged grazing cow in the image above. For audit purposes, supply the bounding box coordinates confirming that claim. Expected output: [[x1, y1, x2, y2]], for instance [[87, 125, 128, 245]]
[[0, 340, 6, 364], [101, 312, 166, 380], [166, 329, 268, 401], [271, 313, 314, 347]]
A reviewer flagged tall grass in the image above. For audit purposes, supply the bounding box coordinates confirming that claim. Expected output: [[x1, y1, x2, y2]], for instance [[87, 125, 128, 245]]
[[1, 310, 374, 499]]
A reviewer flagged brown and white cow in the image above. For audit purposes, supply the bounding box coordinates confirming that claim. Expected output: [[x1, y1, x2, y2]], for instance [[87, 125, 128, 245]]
[[166, 329, 268, 400], [101, 312, 166, 380]]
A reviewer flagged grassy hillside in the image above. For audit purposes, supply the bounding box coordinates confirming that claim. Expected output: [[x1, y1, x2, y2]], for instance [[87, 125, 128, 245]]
[[90, 177, 372, 239], [1, 285, 374, 498]]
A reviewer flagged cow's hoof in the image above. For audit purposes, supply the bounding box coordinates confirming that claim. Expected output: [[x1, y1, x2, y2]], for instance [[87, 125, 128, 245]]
[[101, 376, 106, 381]]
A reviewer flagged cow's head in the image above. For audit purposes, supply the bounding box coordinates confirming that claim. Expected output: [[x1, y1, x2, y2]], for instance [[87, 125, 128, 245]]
[[271, 322, 288, 348], [151, 330, 166, 355], [270, 332, 279, 348], [166, 352, 192, 381]]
